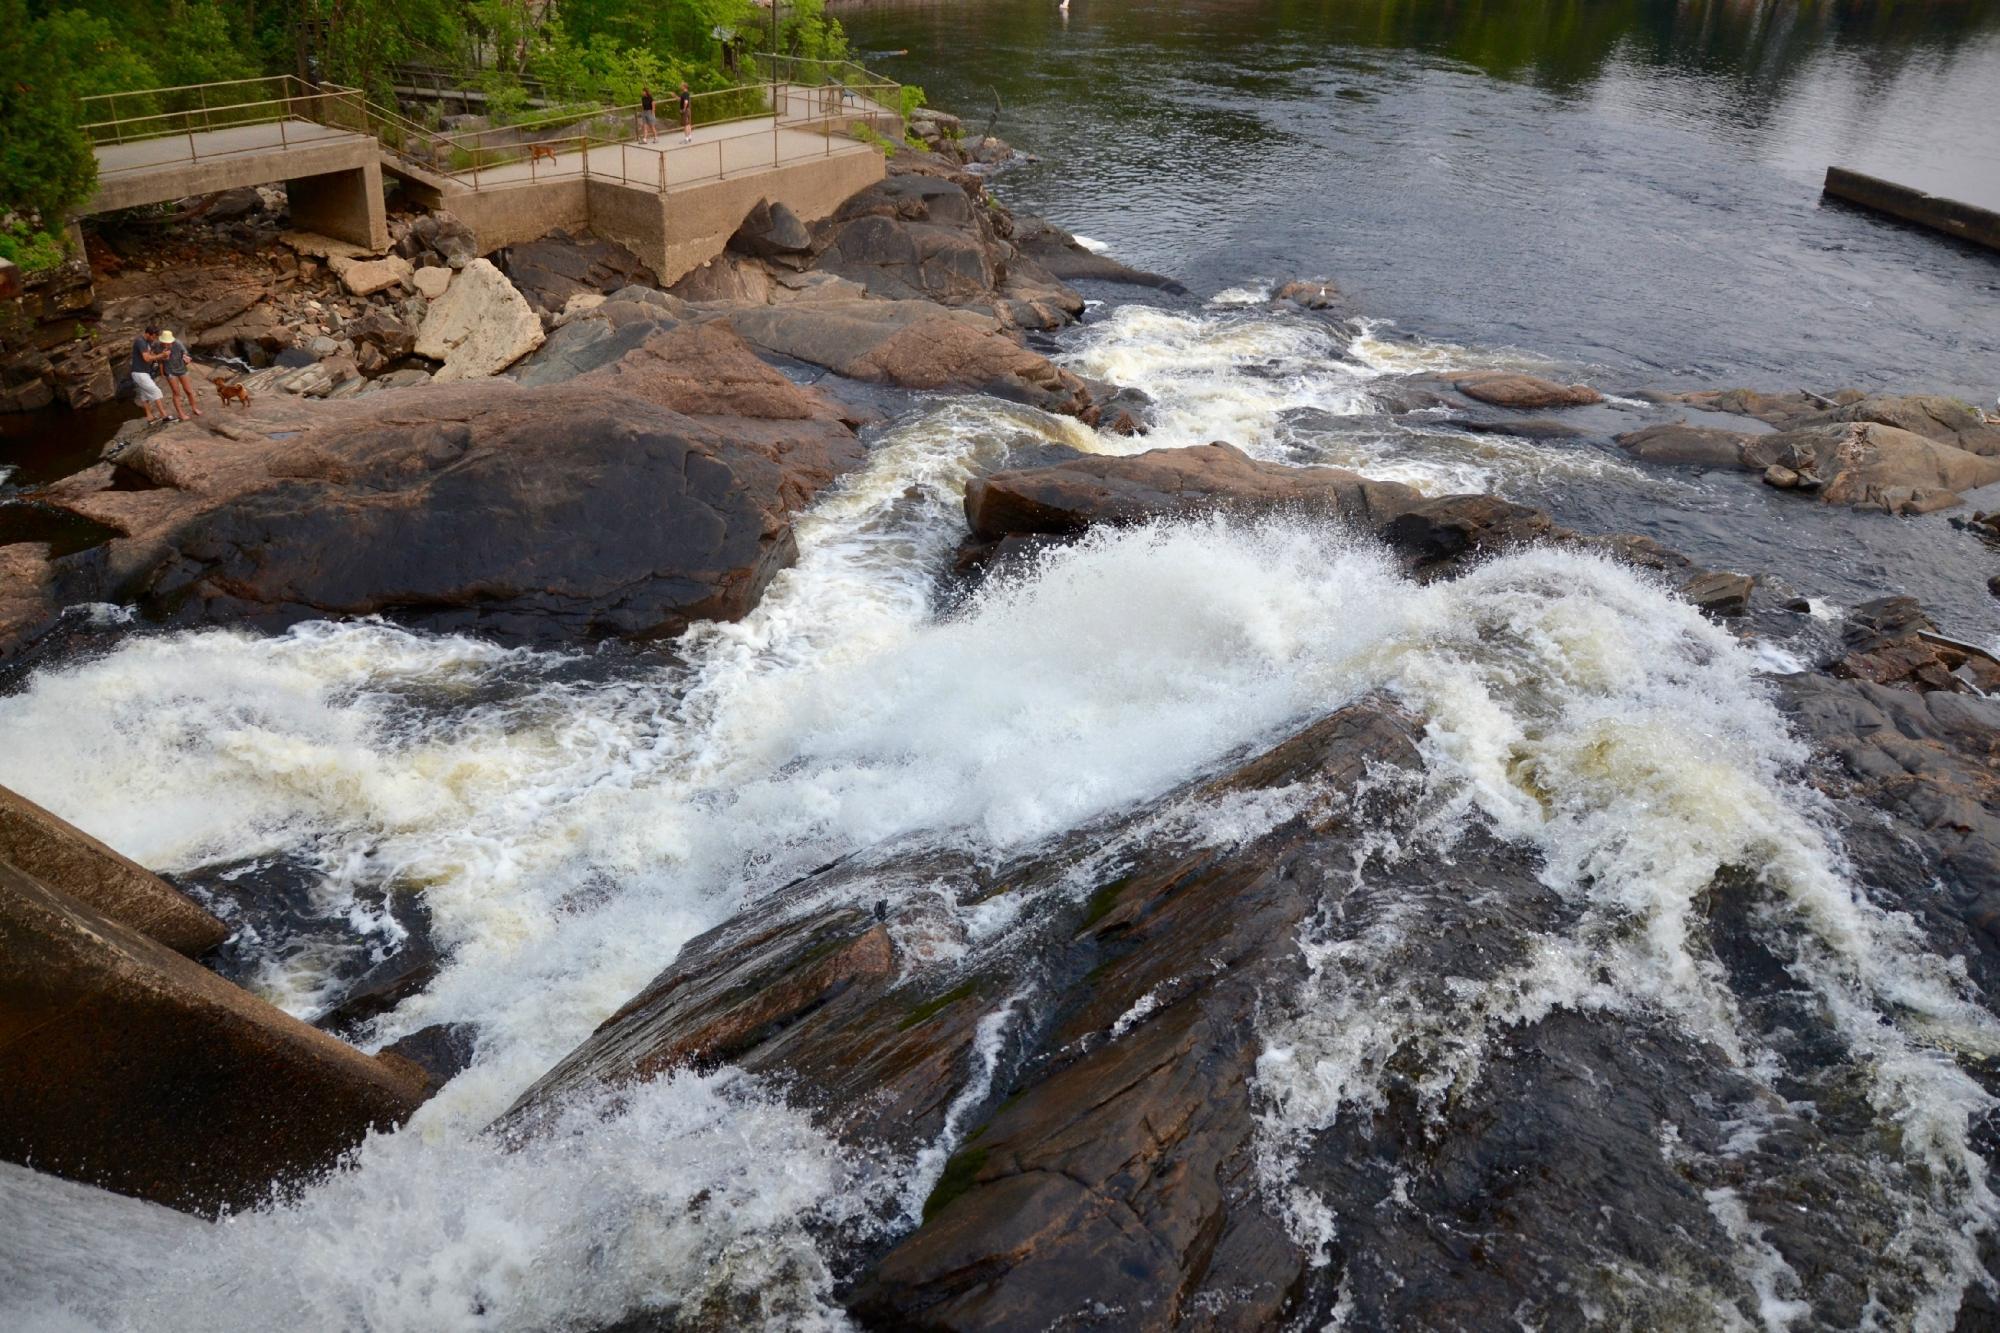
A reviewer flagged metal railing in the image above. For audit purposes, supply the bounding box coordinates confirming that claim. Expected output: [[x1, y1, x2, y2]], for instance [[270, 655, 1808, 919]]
[[75, 59, 901, 196]]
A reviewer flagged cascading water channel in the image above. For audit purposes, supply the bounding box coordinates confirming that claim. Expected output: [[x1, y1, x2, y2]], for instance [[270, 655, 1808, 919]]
[[2, 296, 1994, 1330]]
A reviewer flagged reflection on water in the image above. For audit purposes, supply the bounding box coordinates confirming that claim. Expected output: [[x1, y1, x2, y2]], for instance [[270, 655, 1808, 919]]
[[847, 0, 2000, 399]]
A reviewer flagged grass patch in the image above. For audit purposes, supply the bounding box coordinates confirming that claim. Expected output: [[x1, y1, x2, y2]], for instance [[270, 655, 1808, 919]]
[[1082, 876, 1133, 928], [921, 1145, 989, 1222], [899, 980, 978, 1030]]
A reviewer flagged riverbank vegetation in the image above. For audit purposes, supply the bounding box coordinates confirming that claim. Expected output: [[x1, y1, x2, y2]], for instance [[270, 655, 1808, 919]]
[[5, 0, 851, 271]]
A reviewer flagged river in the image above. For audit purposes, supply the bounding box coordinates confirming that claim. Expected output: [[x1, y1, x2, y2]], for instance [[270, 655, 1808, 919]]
[[847, 0, 2000, 403], [4, 2, 2000, 1329]]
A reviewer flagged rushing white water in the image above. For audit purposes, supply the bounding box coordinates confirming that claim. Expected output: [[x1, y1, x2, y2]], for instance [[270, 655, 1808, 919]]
[[1, 301, 1991, 1329]]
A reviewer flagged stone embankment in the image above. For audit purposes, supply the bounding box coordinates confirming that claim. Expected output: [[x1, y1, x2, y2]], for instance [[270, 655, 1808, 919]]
[[0, 783, 430, 1215]]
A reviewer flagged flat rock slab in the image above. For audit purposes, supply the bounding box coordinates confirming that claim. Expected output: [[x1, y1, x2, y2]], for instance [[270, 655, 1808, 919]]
[[0, 860, 426, 1215], [1454, 371, 1604, 410], [331, 254, 413, 297], [0, 784, 224, 956]]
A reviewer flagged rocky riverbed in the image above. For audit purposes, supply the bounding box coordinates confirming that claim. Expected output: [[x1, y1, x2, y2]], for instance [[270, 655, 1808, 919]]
[[3, 120, 2000, 1333]]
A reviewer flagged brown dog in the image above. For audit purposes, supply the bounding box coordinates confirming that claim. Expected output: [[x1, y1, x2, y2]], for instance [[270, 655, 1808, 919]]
[[211, 376, 251, 408], [528, 144, 558, 165]]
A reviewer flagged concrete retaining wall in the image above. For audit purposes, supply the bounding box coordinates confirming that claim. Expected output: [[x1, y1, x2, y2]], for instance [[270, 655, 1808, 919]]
[[1823, 167, 2000, 253], [450, 147, 883, 286]]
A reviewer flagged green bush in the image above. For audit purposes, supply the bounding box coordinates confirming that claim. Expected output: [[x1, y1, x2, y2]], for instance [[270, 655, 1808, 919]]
[[1, 2, 99, 235], [0, 225, 71, 274]]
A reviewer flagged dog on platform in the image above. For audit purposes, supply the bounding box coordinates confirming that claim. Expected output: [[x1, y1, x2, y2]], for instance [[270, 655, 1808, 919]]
[[528, 143, 558, 166], [211, 376, 251, 408]]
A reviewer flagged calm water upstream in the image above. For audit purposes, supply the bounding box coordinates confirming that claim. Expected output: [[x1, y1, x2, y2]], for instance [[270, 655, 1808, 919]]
[[846, 0, 2000, 401]]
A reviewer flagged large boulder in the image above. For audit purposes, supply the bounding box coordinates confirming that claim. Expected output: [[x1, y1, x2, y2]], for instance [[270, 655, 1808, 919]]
[[1747, 421, 2000, 513], [0, 784, 225, 956], [12, 325, 864, 650], [721, 300, 1095, 418], [729, 198, 815, 259], [1797, 392, 2000, 457], [414, 257, 546, 381], [497, 228, 657, 316], [331, 254, 413, 297], [1009, 214, 1187, 294], [1453, 371, 1603, 410], [0, 859, 428, 1215], [963, 441, 1421, 542], [808, 175, 1084, 330], [1615, 421, 1755, 468]]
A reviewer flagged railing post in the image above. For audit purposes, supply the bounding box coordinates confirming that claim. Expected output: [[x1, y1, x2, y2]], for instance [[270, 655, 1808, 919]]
[[717, 138, 724, 182], [658, 145, 665, 192]]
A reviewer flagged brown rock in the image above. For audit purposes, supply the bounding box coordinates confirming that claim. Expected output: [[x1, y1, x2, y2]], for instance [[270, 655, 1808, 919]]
[[0, 785, 225, 956], [1799, 393, 2000, 457], [0, 543, 58, 661], [19, 325, 864, 649], [722, 300, 1095, 418], [0, 859, 427, 1215], [1615, 422, 1755, 468], [963, 442, 1421, 542], [1751, 422, 2000, 513], [1454, 372, 1604, 410], [1681, 570, 1756, 617]]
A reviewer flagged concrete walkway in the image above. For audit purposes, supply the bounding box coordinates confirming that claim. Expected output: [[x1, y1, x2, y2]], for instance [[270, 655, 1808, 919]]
[[458, 116, 875, 193], [94, 121, 367, 179]]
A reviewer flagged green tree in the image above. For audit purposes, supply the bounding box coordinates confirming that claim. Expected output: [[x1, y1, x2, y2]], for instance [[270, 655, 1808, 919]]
[[2, 0, 99, 264]]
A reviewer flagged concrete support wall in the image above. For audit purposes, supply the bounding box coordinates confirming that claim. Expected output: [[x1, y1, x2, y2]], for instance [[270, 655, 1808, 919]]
[[287, 160, 390, 253], [1823, 167, 2000, 253], [450, 149, 882, 287], [448, 180, 590, 257]]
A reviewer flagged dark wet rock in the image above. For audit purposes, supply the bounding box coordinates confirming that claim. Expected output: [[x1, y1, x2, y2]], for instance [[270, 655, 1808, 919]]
[[0, 858, 427, 1216], [1680, 569, 1756, 617], [345, 308, 415, 362], [497, 230, 656, 317], [720, 300, 1094, 419], [1457, 415, 1587, 441], [1368, 380, 1454, 415], [1009, 215, 1187, 294], [958, 443, 1731, 593], [506, 641, 1997, 1329], [0, 784, 225, 957], [406, 211, 479, 270], [3, 325, 864, 656], [1827, 596, 2000, 694], [730, 199, 815, 259], [885, 147, 989, 196], [808, 176, 1084, 331], [1616, 421, 1754, 467], [1453, 371, 1604, 410], [378, 1023, 479, 1100]]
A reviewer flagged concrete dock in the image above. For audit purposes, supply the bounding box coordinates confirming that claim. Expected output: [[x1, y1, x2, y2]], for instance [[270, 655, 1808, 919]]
[[1823, 167, 2000, 254]]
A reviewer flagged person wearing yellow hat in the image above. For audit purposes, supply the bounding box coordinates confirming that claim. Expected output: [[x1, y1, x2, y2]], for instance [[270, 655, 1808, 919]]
[[158, 330, 201, 421]]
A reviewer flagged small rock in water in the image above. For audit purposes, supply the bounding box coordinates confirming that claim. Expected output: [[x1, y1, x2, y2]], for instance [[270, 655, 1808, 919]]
[[1763, 464, 1801, 489], [1680, 569, 1756, 617]]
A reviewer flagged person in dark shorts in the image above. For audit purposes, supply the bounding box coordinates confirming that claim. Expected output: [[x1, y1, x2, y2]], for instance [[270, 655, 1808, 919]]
[[159, 330, 200, 420], [639, 87, 657, 143], [129, 326, 168, 424], [679, 83, 693, 143]]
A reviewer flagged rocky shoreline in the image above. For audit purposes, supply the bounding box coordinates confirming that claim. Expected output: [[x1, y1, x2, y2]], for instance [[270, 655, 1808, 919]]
[[4, 119, 2000, 1330]]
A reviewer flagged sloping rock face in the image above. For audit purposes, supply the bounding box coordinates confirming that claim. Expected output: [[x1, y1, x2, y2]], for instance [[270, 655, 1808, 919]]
[[502, 626, 2000, 1328], [0, 784, 225, 956], [6, 325, 864, 652], [721, 300, 1095, 419], [1672, 388, 2000, 455], [957, 443, 1731, 602], [415, 257, 546, 380], [498, 228, 658, 316], [0, 859, 427, 1215]]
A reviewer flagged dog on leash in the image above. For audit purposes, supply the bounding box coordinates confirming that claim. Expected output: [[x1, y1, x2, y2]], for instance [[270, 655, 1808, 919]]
[[211, 375, 251, 408], [528, 143, 558, 165]]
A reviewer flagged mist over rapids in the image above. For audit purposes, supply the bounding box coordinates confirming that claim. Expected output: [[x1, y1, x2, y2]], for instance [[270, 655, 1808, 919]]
[[3, 279, 1998, 1330]]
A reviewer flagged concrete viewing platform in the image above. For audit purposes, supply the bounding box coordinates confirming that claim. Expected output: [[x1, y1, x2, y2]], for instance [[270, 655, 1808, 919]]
[[86, 119, 389, 251], [76, 69, 895, 286], [1823, 166, 2000, 254]]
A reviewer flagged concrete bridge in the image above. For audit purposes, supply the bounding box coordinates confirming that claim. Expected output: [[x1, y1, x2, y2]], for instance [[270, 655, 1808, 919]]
[[78, 68, 898, 284]]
